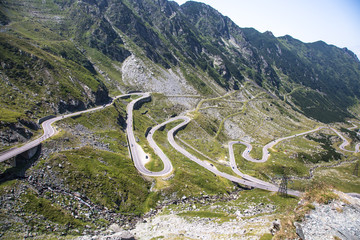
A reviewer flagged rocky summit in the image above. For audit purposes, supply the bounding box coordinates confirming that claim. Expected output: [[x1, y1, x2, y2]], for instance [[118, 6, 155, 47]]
[[0, 0, 360, 239]]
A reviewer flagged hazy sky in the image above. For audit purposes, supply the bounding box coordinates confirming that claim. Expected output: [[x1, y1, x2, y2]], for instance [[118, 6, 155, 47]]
[[172, 0, 360, 58]]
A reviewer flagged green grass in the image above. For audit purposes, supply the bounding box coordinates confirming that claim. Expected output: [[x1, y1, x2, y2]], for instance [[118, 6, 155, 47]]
[[214, 109, 245, 141], [230, 126, 355, 191], [0, 179, 19, 195], [260, 233, 273, 240], [84, 47, 125, 95], [0, 32, 105, 119], [0, 107, 24, 123], [180, 66, 215, 96], [233, 189, 299, 213], [249, 145, 264, 160], [233, 143, 309, 186], [145, 155, 165, 172], [23, 192, 85, 228], [176, 138, 238, 177], [163, 188, 298, 224], [191, 112, 220, 138], [55, 100, 130, 155], [45, 147, 153, 214], [152, 123, 234, 196], [179, 134, 227, 162], [194, 91, 237, 113], [144, 93, 187, 121], [310, 162, 360, 193], [41, 101, 159, 213], [132, 103, 166, 172], [62, 100, 126, 131]]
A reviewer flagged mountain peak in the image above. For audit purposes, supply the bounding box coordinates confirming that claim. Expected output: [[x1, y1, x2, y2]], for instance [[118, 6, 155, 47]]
[[0, 0, 359, 124], [264, 30, 274, 37]]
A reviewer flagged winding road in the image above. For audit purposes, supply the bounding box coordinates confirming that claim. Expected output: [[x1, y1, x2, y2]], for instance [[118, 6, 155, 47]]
[[126, 93, 174, 177], [239, 127, 326, 163], [130, 95, 359, 197], [228, 141, 277, 188], [143, 115, 300, 196], [0, 93, 136, 163], [236, 126, 359, 164], [1, 92, 359, 198]]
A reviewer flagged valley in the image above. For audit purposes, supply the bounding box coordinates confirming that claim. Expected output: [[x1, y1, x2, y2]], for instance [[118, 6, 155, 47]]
[[1, 0, 360, 239], [1, 88, 359, 239]]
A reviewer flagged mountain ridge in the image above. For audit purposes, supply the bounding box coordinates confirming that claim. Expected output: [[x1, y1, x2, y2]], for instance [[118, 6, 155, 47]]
[[1, 1, 360, 238], [1, 0, 359, 124]]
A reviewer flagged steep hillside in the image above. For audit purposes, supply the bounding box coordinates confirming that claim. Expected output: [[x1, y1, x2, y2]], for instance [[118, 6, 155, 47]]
[[1, 0, 360, 238], [1, 0, 360, 126]]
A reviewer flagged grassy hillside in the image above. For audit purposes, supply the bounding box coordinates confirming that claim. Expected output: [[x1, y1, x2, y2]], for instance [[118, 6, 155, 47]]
[[0, 0, 360, 238]]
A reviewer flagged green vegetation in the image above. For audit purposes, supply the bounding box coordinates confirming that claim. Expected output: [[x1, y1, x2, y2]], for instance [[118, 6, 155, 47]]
[[0, 0, 359, 238], [145, 155, 165, 172], [233, 143, 309, 183], [151, 122, 234, 196], [0, 32, 106, 120], [0, 179, 19, 195], [46, 147, 154, 214], [177, 138, 238, 177], [340, 127, 360, 145], [179, 132, 227, 163], [214, 107, 246, 141], [298, 134, 341, 163], [163, 188, 299, 224], [63, 100, 126, 130], [181, 67, 215, 96], [310, 161, 360, 193], [0, 107, 24, 123], [302, 181, 339, 204], [194, 91, 236, 113], [84, 46, 126, 95], [142, 93, 186, 121], [43, 101, 161, 214], [23, 192, 85, 228], [236, 189, 299, 213], [260, 233, 273, 240], [132, 101, 166, 172]]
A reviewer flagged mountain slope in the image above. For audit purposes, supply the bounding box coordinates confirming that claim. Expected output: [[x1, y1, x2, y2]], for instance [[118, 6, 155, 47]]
[[1, 0, 360, 124], [1, 0, 360, 238]]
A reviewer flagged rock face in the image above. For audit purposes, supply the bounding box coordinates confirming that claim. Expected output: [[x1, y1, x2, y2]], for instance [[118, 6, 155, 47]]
[[300, 192, 360, 240], [121, 55, 197, 95], [0, 121, 38, 149]]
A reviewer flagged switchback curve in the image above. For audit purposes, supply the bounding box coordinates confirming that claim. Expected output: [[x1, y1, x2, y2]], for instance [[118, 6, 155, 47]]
[[0, 93, 136, 163]]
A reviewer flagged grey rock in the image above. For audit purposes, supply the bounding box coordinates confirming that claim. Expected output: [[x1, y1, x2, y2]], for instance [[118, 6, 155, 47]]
[[300, 194, 360, 240], [294, 222, 305, 240], [272, 219, 280, 231]]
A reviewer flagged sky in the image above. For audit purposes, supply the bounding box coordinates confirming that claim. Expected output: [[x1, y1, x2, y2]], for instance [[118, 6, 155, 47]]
[[172, 0, 360, 58]]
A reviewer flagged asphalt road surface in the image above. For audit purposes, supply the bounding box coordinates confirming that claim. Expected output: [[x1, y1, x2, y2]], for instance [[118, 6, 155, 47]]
[[126, 93, 174, 177], [0, 93, 136, 162], [145, 119, 176, 176], [238, 126, 359, 164], [164, 116, 301, 197], [2, 92, 359, 198], [228, 141, 277, 188]]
